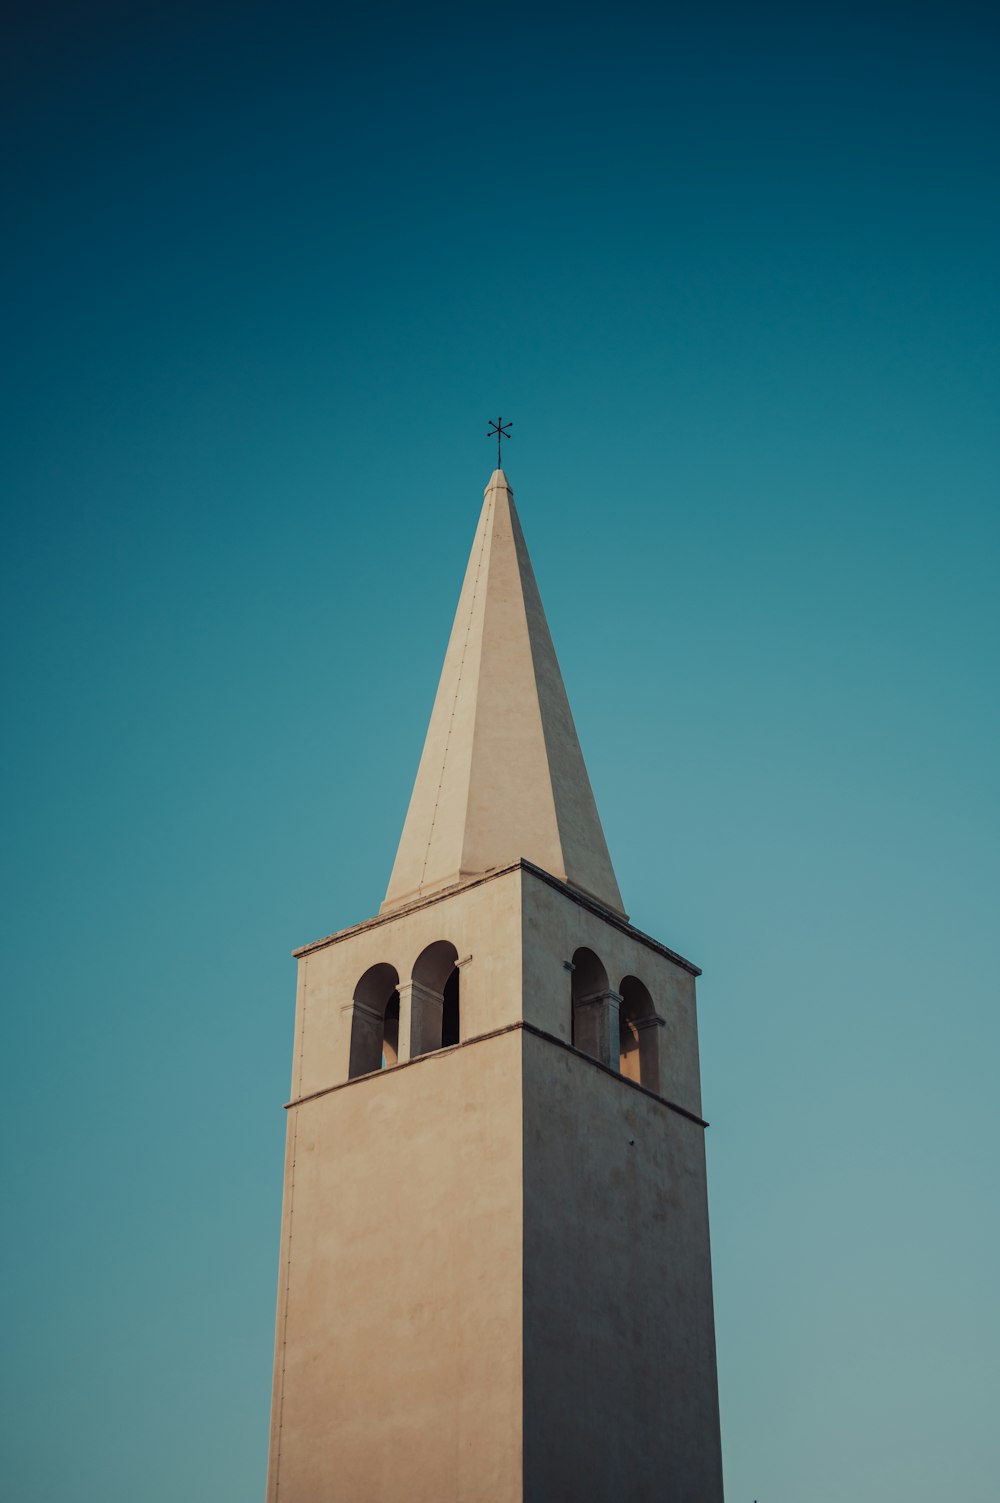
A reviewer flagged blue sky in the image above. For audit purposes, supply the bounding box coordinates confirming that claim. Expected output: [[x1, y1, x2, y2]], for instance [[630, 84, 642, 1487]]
[[2, 3, 998, 1499]]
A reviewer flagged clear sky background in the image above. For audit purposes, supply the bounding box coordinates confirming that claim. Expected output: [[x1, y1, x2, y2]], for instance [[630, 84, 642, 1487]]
[[2, 3, 997, 1499]]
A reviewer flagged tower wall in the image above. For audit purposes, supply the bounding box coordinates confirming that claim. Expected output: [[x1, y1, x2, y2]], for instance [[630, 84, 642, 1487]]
[[522, 1029, 724, 1503], [267, 1031, 525, 1503], [268, 866, 722, 1502]]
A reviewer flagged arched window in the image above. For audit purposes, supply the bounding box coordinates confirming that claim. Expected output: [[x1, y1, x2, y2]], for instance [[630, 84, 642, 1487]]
[[571, 946, 612, 1064], [618, 975, 661, 1092], [410, 940, 460, 1057], [349, 963, 400, 1079]]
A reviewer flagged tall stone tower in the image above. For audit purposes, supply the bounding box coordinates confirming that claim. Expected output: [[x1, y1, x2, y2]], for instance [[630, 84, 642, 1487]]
[[266, 469, 724, 1503]]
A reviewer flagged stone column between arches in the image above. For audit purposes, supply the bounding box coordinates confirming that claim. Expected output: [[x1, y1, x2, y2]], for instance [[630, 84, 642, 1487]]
[[572, 988, 623, 1069], [397, 978, 446, 1062], [343, 999, 384, 1078]]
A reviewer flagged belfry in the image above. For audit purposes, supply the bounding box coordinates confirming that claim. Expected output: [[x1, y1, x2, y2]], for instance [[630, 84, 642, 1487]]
[[266, 469, 725, 1502]]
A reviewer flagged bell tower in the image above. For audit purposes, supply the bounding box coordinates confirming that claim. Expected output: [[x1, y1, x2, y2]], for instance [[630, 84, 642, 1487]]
[[266, 469, 724, 1503]]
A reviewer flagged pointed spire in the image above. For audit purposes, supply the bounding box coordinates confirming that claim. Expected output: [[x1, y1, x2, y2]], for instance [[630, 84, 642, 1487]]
[[382, 470, 626, 917]]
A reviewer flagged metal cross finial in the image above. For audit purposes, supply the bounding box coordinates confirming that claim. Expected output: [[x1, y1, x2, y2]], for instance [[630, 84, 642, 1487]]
[[487, 416, 512, 469]]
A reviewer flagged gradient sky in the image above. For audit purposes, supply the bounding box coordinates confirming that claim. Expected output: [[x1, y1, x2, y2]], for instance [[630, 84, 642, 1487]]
[[2, 3, 998, 1500]]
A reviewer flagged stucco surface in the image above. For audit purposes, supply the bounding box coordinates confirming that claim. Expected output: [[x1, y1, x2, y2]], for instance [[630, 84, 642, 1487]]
[[267, 1031, 524, 1503], [521, 1030, 724, 1503]]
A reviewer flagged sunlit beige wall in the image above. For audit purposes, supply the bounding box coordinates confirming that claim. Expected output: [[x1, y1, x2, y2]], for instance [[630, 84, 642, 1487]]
[[267, 1031, 524, 1503]]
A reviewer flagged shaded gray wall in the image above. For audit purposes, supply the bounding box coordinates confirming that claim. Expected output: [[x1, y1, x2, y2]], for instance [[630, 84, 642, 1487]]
[[522, 1031, 724, 1503]]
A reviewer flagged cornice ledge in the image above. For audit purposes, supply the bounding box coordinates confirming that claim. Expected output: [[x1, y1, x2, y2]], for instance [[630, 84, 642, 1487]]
[[292, 859, 701, 977], [284, 1018, 709, 1128]]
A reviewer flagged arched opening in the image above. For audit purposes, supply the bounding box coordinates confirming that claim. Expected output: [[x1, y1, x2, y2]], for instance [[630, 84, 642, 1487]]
[[618, 975, 660, 1091], [349, 963, 400, 1079], [411, 940, 460, 1057], [571, 946, 611, 1063]]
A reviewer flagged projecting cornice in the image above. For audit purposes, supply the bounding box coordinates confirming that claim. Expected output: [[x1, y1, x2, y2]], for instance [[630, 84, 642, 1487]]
[[293, 858, 700, 976]]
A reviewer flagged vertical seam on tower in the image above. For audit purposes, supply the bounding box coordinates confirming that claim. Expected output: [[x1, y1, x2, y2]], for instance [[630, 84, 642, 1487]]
[[419, 487, 494, 888], [273, 957, 308, 1499]]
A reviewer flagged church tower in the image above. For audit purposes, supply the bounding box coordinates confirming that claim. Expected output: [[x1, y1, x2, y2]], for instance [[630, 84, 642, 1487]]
[[266, 469, 725, 1503]]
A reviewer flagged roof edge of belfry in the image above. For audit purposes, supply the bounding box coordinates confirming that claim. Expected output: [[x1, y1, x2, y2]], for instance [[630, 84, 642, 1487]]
[[293, 858, 700, 976]]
